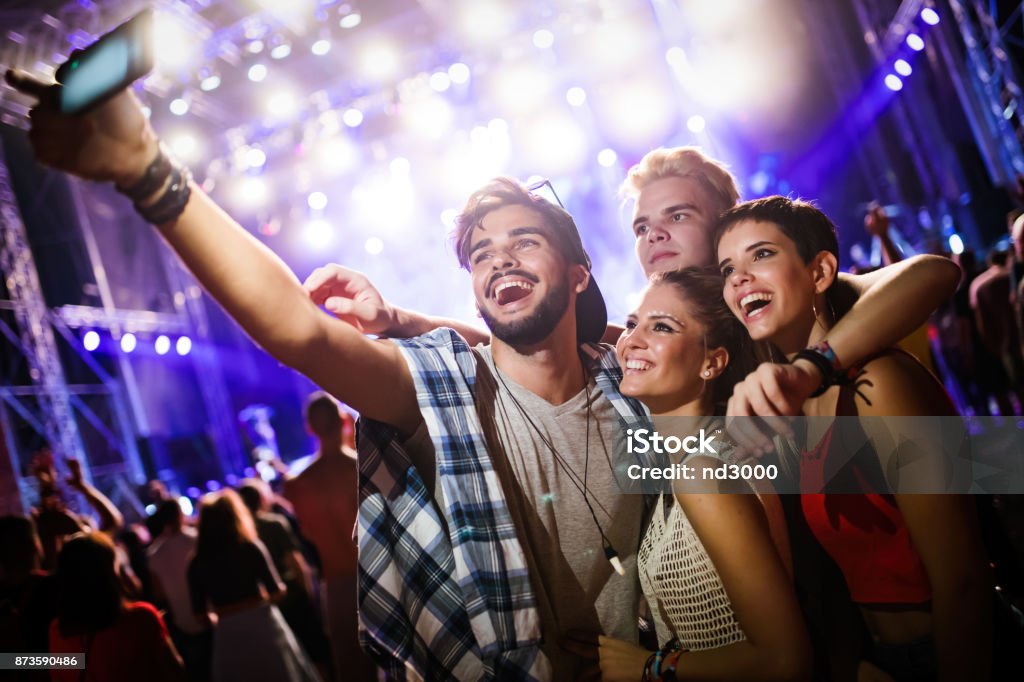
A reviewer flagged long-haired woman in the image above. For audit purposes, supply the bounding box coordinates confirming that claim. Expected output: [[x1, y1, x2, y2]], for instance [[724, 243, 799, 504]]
[[575, 267, 812, 681], [188, 489, 320, 682]]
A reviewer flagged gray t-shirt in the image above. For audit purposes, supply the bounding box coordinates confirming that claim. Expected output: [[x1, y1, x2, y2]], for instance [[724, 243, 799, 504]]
[[405, 345, 642, 679]]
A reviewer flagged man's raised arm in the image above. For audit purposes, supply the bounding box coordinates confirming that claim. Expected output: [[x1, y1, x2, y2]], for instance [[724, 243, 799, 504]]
[[7, 71, 419, 434]]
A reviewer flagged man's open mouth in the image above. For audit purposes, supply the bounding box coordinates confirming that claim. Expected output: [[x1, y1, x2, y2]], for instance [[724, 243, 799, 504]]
[[493, 279, 535, 305]]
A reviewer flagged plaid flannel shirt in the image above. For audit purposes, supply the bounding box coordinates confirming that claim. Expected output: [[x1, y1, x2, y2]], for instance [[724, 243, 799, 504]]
[[356, 328, 650, 681]]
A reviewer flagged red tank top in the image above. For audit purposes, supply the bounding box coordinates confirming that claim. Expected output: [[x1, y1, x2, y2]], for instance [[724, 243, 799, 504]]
[[800, 423, 932, 605]]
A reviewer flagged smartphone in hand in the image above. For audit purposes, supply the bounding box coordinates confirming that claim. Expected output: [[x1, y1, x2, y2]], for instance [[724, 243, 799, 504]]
[[56, 9, 154, 115]]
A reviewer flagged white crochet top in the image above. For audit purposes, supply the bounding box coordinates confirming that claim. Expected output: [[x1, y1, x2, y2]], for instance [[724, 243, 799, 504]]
[[638, 490, 747, 650]]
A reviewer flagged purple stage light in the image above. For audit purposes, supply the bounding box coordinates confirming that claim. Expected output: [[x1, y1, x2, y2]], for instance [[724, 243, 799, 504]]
[[83, 330, 100, 351], [120, 333, 137, 353], [906, 33, 925, 51], [205, 480, 221, 492], [894, 59, 912, 77], [884, 74, 904, 91], [185, 486, 201, 499], [921, 8, 940, 25]]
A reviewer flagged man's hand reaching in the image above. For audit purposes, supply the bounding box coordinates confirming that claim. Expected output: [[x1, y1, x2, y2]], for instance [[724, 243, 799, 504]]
[[303, 265, 400, 335]]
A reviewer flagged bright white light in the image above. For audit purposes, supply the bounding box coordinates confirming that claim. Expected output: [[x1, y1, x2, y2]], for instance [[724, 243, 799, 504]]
[[141, 106, 151, 119], [360, 42, 400, 80], [665, 46, 688, 69], [83, 331, 100, 351], [448, 62, 471, 84], [429, 71, 452, 92], [311, 39, 331, 55], [307, 191, 328, 210], [521, 111, 587, 175], [404, 97, 453, 138], [489, 63, 551, 114], [200, 74, 221, 91], [597, 148, 617, 167], [120, 333, 137, 353], [390, 157, 411, 176], [267, 91, 297, 118], [593, 77, 675, 148], [316, 136, 359, 174], [906, 33, 925, 51], [248, 63, 268, 82], [458, 2, 514, 43], [364, 237, 384, 255], [303, 219, 334, 248], [167, 131, 199, 163], [533, 29, 554, 49], [245, 147, 267, 169], [155, 335, 171, 355], [145, 504, 156, 516], [687, 114, 706, 133], [339, 12, 362, 29], [884, 74, 904, 91], [948, 233, 964, 254], [921, 8, 940, 25], [566, 87, 587, 107], [235, 176, 268, 207], [440, 209, 458, 227], [169, 98, 189, 116], [247, 40, 264, 54], [894, 59, 912, 76], [270, 44, 291, 60], [342, 108, 364, 127], [488, 118, 508, 135], [177, 496, 193, 516], [176, 336, 192, 356], [153, 11, 199, 72]]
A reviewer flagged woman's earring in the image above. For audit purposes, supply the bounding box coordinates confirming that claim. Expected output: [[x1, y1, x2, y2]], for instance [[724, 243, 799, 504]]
[[703, 369, 712, 378]]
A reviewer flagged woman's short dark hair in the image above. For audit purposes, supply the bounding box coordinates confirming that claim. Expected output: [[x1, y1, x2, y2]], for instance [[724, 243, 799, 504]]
[[54, 532, 124, 636], [649, 267, 757, 414], [712, 195, 839, 265]]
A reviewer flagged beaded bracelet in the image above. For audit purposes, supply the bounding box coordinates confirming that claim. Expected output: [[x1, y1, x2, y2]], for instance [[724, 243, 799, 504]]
[[642, 652, 657, 682]]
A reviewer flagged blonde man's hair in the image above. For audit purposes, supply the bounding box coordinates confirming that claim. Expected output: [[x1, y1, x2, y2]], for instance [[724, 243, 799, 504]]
[[621, 147, 741, 219]]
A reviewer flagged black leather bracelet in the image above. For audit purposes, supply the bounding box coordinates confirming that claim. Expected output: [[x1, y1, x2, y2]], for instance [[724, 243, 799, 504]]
[[792, 349, 834, 397], [117, 144, 173, 202], [135, 162, 193, 225]]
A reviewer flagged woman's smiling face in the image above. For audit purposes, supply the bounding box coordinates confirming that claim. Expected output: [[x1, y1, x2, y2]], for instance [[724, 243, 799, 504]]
[[616, 282, 711, 413], [717, 219, 819, 351]]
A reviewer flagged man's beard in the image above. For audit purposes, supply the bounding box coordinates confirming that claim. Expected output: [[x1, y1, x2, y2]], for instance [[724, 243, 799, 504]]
[[479, 276, 571, 347]]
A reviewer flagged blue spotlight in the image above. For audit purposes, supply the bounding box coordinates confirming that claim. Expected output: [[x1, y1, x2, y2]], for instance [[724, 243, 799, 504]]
[[920, 8, 940, 25], [906, 33, 925, 51], [884, 74, 904, 91], [894, 59, 912, 77], [120, 333, 137, 353], [155, 335, 171, 355], [176, 336, 192, 356], [83, 330, 100, 351]]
